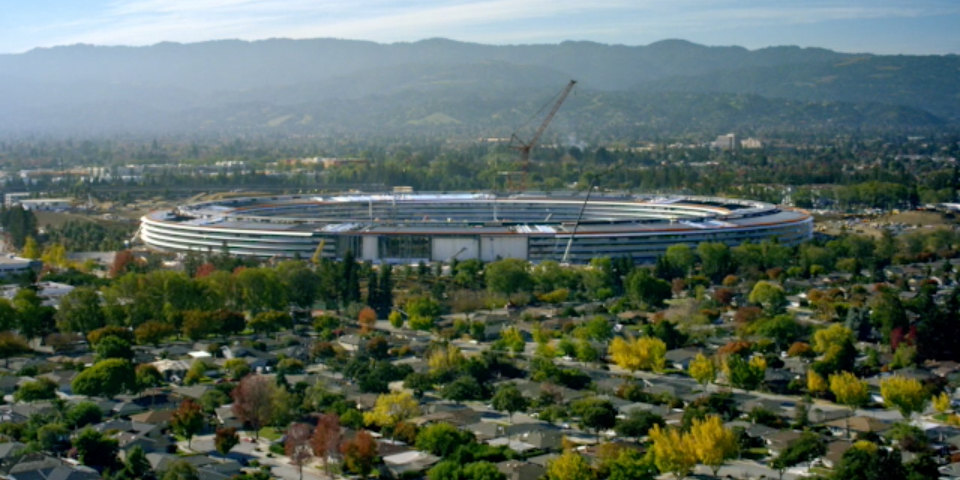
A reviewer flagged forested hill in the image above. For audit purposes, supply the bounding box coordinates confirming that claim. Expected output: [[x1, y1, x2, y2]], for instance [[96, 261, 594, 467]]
[[0, 38, 956, 137]]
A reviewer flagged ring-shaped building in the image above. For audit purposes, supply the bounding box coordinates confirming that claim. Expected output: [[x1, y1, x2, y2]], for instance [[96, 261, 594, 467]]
[[139, 193, 813, 264]]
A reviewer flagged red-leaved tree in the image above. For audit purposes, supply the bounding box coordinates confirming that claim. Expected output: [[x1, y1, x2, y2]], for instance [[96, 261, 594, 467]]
[[312, 413, 341, 476], [231, 375, 277, 439], [285, 423, 314, 480], [340, 430, 377, 478]]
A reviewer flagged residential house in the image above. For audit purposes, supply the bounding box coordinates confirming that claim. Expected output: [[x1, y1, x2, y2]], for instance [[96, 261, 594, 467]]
[[497, 460, 545, 480], [823, 416, 892, 438], [664, 348, 702, 371], [380, 450, 440, 479]]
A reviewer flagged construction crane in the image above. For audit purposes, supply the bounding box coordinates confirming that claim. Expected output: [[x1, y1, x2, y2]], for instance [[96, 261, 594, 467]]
[[508, 80, 577, 191], [311, 239, 326, 265]]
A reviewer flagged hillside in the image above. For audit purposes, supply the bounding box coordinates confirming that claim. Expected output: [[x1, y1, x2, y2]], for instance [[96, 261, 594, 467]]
[[0, 38, 955, 137]]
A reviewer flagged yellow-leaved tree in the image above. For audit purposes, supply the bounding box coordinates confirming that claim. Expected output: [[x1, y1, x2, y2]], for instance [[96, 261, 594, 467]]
[[807, 370, 828, 397], [829, 371, 870, 438], [20, 236, 40, 260], [688, 352, 716, 392], [363, 392, 420, 438], [545, 450, 596, 480], [690, 415, 738, 477], [608, 335, 667, 373], [880, 375, 929, 420], [933, 391, 952, 415], [428, 344, 464, 373], [649, 424, 697, 479]]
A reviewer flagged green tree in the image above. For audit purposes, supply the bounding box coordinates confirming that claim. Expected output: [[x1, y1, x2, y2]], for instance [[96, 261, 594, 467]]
[[572, 398, 617, 442], [748, 281, 787, 315], [415, 422, 475, 457], [626, 268, 672, 309], [37, 423, 70, 454], [0, 331, 31, 367], [249, 311, 289, 335], [71, 358, 137, 398], [55, 287, 105, 334], [770, 431, 826, 480], [491, 383, 528, 424], [607, 448, 657, 480], [442, 375, 485, 404], [160, 460, 199, 480], [73, 427, 119, 468], [485, 258, 533, 295], [66, 401, 103, 428], [698, 242, 734, 282], [14, 377, 58, 402], [94, 336, 134, 361]]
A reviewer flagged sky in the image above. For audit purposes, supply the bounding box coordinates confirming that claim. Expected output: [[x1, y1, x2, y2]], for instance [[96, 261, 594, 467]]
[[2, 0, 959, 55]]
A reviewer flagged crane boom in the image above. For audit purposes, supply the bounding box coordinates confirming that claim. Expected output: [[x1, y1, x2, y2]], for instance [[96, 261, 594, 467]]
[[510, 80, 577, 191]]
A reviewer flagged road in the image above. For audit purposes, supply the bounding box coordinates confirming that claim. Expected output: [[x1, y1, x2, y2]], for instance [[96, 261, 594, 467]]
[[179, 433, 331, 480]]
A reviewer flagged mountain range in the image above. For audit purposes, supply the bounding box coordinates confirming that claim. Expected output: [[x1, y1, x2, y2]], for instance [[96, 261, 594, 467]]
[[1, 38, 956, 137]]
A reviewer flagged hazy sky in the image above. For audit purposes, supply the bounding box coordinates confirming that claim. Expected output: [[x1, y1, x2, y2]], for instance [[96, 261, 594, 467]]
[[3, 0, 959, 55]]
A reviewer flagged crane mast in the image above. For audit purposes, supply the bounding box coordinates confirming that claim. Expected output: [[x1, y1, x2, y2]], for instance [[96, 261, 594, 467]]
[[509, 80, 577, 191]]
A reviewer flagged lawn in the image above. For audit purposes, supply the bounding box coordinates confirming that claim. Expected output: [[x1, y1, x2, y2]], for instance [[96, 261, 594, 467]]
[[258, 427, 283, 441]]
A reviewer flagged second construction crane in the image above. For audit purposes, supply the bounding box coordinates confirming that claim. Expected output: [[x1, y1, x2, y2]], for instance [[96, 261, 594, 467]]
[[507, 80, 577, 191]]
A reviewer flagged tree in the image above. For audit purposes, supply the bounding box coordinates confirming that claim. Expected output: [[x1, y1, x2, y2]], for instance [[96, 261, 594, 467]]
[[231, 375, 278, 439], [689, 415, 738, 476], [388, 310, 404, 329], [698, 242, 734, 282], [748, 281, 787, 315], [880, 375, 929, 420], [758, 315, 804, 351], [665, 244, 695, 275], [55, 287, 105, 335], [67, 401, 103, 428], [830, 371, 870, 438], [607, 448, 657, 480], [648, 424, 696, 479], [37, 423, 70, 455], [160, 460, 199, 480], [807, 370, 828, 397], [546, 450, 595, 480], [404, 372, 434, 398], [608, 335, 667, 373], [221, 358, 250, 381], [724, 355, 766, 391], [485, 258, 533, 295], [572, 398, 618, 442], [442, 375, 484, 404], [615, 408, 665, 439], [171, 399, 205, 449], [491, 383, 528, 424], [626, 268, 672, 309], [14, 377, 57, 402], [340, 430, 377, 478], [770, 431, 826, 480], [463, 461, 507, 480], [312, 413, 341, 476], [21, 236, 40, 259], [14, 289, 55, 339], [95, 336, 134, 361], [121, 445, 153, 480], [415, 422, 474, 457], [214, 427, 239, 456], [72, 358, 136, 398], [73, 427, 119, 468], [249, 311, 288, 335], [688, 352, 716, 391], [0, 331, 30, 368], [933, 391, 952, 414], [86, 325, 135, 345], [285, 423, 314, 480], [363, 391, 420, 435]]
